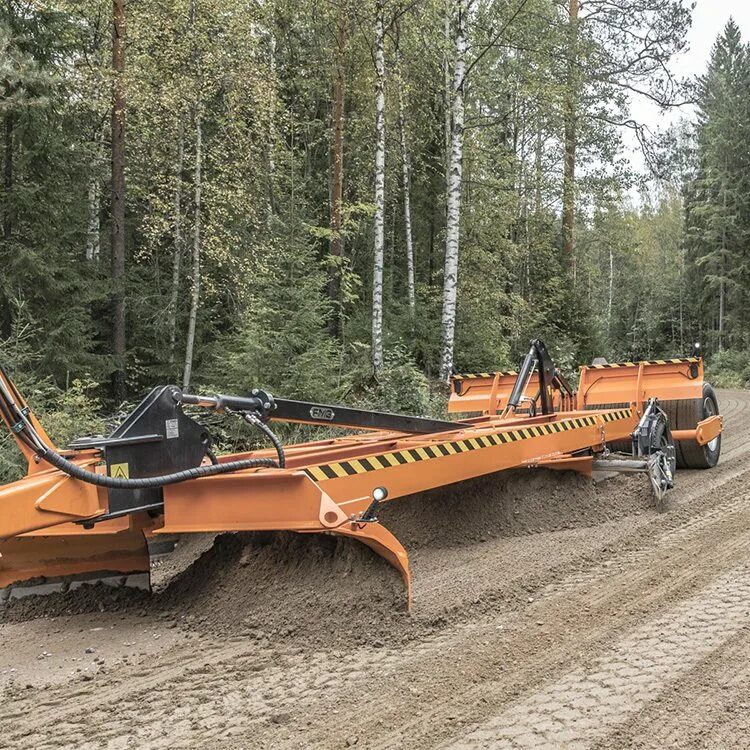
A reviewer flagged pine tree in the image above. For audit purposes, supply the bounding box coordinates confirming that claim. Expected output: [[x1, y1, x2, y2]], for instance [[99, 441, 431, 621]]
[[685, 19, 750, 352]]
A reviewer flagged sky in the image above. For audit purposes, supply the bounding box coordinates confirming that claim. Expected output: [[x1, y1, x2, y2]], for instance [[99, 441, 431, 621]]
[[626, 0, 750, 172]]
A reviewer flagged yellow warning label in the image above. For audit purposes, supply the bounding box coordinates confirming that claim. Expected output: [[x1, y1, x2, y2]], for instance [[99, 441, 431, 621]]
[[110, 462, 129, 479]]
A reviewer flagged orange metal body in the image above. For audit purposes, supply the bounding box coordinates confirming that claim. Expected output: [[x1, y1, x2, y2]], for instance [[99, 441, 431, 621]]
[[0, 524, 150, 593], [577, 358, 706, 409], [449, 371, 576, 414], [0, 357, 722, 606], [672, 415, 722, 446], [450, 358, 706, 416]]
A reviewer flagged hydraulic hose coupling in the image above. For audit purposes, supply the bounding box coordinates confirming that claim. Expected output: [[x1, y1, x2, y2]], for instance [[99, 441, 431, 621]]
[[175, 388, 277, 421]]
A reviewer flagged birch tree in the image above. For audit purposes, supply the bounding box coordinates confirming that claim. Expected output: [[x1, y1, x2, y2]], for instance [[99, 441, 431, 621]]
[[371, 0, 386, 373], [182, 111, 202, 390], [439, 0, 466, 382], [110, 0, 127, 401], [83, 35, 107, 265], [328, 5, 347, 339], [395, 30, 415, 316], [181, 0, 204, 390], [84, 175, 100, 261], [561, 0, 578, 268], [168, 123, 184, 368], [266, 29, 277, 226], [2, 102, 13, 240], [398, 85, 415, 316], [442, 0, 451, 172]]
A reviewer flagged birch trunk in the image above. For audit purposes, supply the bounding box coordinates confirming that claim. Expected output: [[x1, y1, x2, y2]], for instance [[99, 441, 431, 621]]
[[328, 8, 347, 339], [3, 113, 13, 239], [397, 64, 415, 316], [443, 0, 452, 173], [110, 0, 127, 402], [718, 264, 725, 352], [371, 0, 386, 373], [182, 112, 202, 390], [85, 177, 100, 261], [534, 107, 543, 214], [679, 253, 684, 352], [562, 0, 579, 276], [266, 31, 277, 226], [607, 245, 613, 337], [168, 123, 184, 367], [439, 0, 466, 382], [718, 192, 727, 351], [85, 126, 104, 261]]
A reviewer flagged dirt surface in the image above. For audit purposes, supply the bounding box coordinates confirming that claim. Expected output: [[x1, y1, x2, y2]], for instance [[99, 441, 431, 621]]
[[1, 389, 749, 749]]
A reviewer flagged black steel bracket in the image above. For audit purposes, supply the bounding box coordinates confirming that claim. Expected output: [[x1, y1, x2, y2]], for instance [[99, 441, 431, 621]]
[[507, 339, 558, 415]]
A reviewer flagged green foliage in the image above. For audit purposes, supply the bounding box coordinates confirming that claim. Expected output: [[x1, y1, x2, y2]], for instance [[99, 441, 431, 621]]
[[342, 343, 437, 417], [705, 350, 750, 389], [683, 20, 750, 353], [0, 305, 104, 480], [41, 378, 105, 447], [0, 376, 104, 483]]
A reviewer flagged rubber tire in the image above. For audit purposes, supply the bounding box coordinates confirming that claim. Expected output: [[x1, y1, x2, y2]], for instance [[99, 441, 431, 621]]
[[661, 384, 721, 469]]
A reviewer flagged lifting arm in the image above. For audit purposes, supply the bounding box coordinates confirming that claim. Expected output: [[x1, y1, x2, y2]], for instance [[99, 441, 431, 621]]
[[506, 339, 558, 415], [178, 390, 457, 434]]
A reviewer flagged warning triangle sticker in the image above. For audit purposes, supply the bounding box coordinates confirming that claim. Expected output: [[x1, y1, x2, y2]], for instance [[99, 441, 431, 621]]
[[110, 463, 129, 479]]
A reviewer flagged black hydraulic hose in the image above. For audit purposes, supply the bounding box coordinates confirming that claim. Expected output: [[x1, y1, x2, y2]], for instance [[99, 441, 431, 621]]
[[240, 412, 286, 468], [0, 376, 286, 489], [0, 386, 280, 488], [0, 395, 33, 450], [39, 447, 278, 489], [0, 380, 41, 454]]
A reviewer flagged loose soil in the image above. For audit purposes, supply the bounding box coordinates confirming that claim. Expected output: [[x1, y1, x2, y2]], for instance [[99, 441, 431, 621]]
[[1, 390, 749, 749]]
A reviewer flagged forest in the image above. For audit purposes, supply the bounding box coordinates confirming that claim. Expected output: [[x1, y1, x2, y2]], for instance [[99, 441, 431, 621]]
[[0, 0, 748, 474]]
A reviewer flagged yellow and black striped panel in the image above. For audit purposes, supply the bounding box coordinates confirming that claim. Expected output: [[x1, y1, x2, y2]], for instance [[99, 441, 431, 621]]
[[451, 370, 518, 381], [303, 409, 632, 482], [583, 358, 699, 370], [584, 401, 630, 411], [599, 408, 632, 422]]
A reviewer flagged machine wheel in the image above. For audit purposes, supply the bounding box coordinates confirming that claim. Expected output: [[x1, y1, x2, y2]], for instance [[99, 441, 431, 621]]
[[648, 419, 676, 508], [661, 384, 721, 470]]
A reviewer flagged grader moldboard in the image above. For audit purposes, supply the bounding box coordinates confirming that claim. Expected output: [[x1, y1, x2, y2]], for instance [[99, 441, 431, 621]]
[[0, 340, 723, 608]]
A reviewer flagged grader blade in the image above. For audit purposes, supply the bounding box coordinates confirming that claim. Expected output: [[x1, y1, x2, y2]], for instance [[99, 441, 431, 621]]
[[0, 525, 150, 601], [325, 519, 412, 609]]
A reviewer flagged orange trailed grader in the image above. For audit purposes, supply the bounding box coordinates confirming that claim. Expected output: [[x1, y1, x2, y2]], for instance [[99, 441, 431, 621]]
[[0, 340, 722, 607]]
